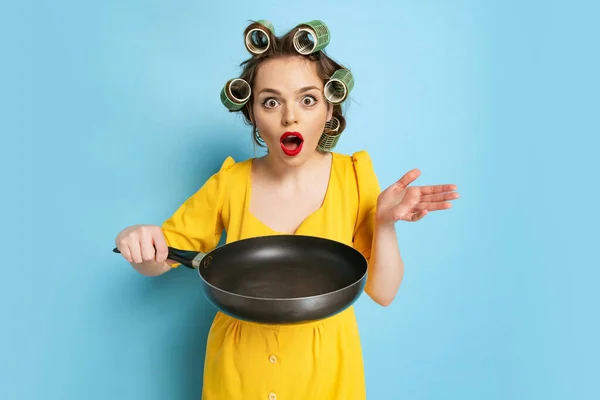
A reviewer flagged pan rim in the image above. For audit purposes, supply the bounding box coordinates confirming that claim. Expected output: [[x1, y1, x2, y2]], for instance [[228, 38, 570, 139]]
[[197, 234, 369, 301], [199, 270, 368, 302]]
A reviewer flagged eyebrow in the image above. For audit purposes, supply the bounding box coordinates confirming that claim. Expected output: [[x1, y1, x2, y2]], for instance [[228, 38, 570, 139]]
[[258, 86, 321, 95]]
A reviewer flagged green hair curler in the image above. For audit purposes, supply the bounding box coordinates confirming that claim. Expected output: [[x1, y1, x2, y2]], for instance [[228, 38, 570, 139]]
[[317, 117, 342, 152], [244, 20, 275, 55], [324, 69, 354, 104], [221, 78, 251, 111], [293, 20, 331, 55]]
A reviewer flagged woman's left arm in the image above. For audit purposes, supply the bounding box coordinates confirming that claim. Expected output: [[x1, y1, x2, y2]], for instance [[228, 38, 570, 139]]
[[365, 168, 459, 306]]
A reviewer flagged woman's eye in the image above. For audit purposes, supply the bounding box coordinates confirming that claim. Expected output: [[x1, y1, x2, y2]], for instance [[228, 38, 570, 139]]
[[303, 96, 317, 106], [263, 98, 279, 108]]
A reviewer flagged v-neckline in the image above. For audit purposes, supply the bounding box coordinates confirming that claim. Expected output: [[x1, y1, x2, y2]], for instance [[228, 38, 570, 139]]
[[245, 153, 335, 235]]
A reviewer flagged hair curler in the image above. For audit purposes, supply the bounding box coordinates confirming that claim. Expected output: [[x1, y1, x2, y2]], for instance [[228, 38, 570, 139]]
[[221, 78, 251, 111], [324, 69, 354, 104], [244, 20, 275, 55], [317, 117, 342, 152], [293, 20, 331, 55]]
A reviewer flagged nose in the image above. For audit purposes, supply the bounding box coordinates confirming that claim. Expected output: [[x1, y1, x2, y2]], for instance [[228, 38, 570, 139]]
[[281, 104, 298, 126]]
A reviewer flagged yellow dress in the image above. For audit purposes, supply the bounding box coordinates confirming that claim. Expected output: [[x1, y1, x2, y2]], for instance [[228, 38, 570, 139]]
[[161, 151, 381, 400]]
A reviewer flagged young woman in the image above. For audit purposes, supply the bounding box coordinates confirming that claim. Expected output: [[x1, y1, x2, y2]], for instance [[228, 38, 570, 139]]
[[115, 20, 459, 400]]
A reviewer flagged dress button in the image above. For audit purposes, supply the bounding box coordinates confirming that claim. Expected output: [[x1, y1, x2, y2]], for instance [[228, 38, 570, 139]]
[[269, 393, 277, 400], [269, 355, 277, 364]]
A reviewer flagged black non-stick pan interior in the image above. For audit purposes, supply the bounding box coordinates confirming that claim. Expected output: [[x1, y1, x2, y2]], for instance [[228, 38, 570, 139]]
[[201, 235, 366, 299]]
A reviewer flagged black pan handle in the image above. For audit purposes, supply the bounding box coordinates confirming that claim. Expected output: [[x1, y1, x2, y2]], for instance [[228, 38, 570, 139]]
[[112, 246, 202, 270]]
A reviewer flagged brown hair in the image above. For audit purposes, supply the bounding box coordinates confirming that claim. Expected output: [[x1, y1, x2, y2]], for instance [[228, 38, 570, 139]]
[[231, 21, 350, 148]]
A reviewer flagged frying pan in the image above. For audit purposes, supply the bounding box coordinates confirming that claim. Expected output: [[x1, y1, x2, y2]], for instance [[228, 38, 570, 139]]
[[113, 235, 367, 324]]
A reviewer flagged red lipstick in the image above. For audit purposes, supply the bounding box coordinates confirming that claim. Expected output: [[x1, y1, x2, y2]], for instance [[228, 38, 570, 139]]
[[280, 131, 304, 156]]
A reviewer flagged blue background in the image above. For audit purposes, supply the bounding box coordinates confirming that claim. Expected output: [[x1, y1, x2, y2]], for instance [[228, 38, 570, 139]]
[[1, 0, 598, 399]]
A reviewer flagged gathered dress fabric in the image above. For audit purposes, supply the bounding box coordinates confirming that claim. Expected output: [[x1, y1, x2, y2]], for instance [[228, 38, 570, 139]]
[[161, 151, 381, 400]]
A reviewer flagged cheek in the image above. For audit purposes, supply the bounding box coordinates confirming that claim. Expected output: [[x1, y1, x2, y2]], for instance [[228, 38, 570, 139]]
[[253, 110, 281, 141], [252, 105, 269, 128], [307, 109, 328, 136], [309, 122, 326, 140], [254, 112, 272, 131]]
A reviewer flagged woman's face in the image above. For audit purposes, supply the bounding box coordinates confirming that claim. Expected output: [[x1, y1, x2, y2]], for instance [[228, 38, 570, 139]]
[[251, 56, 333, 164]]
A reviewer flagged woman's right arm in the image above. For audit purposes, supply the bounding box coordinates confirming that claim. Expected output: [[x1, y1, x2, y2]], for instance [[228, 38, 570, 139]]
[[115, 224, 173, 276], [116, 157, 235, 276]]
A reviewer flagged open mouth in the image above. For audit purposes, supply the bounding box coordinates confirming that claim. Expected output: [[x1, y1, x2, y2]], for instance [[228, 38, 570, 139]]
[[280, 132, 304, 156]]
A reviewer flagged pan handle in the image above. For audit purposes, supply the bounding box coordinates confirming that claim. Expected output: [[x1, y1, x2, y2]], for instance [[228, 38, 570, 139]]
[[112, 246, 206, 270]]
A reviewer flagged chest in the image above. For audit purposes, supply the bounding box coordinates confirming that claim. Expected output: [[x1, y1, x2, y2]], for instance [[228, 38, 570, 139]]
[[249, 171, 331, 235]]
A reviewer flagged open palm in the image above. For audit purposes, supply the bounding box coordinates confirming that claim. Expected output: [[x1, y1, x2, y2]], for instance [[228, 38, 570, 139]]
[[376, 169, 459, 224]]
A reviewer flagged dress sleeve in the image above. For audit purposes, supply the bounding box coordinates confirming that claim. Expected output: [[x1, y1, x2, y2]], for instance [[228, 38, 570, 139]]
[[161, 157, 235, 267], [352, 151, 381, 261]]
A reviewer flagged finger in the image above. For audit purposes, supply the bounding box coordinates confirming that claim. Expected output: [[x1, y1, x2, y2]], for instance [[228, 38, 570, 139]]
[[413, 201, 453, 212], [153, 231, 169, 263], [419, 184, 457, 195], [420, 192, 460, 202], [129, 241, 143, 264], [120, 244, 133, 263], [392, 169, 421, 191], [140, 232, 156, 262]]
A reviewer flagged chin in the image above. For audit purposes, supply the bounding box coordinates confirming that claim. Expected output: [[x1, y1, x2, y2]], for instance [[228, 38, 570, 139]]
[[279, 146, 323, 166], [276, 149, 312, 165]]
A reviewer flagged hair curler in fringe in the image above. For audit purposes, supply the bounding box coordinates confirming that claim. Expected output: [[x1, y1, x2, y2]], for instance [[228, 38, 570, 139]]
[[221, 78, 251, 111], [244, 20, 276, 55], [293, 20, 331, 55]]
